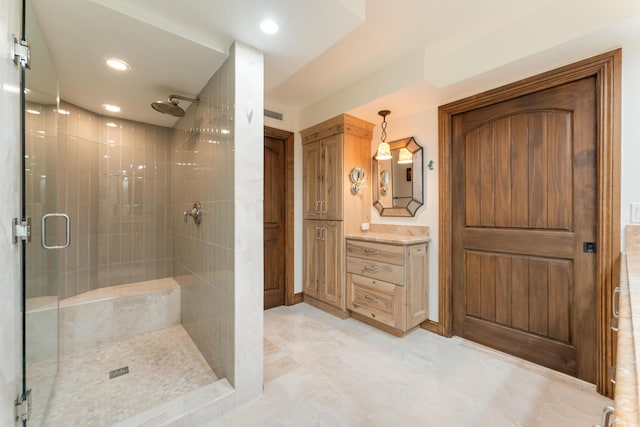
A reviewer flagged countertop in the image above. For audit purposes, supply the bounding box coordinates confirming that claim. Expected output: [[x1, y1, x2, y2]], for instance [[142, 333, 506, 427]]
[[615, 251, 640, 426], [345, 231, 431, 245]]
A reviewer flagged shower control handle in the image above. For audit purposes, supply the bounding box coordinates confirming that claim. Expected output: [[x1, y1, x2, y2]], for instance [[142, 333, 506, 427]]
[[184, 202, 202, 225]]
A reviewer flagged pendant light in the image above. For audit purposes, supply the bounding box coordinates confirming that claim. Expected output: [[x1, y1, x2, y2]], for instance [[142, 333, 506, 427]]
[[375, 110, 392, 160], [397, 147, 413, 164]]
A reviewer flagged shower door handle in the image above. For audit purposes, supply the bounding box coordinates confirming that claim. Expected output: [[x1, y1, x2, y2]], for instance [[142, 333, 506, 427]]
[[41, 213, 70, 250]]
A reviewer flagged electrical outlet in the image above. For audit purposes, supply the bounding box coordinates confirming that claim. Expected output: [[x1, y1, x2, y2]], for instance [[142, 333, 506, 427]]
[[631, 202, 640, 223]]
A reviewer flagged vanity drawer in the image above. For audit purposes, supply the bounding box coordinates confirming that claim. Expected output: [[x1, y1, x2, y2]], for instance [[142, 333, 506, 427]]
[[346, 256, 404, 284], [347, 273, 403, 329], [346, 240, 404, 265]]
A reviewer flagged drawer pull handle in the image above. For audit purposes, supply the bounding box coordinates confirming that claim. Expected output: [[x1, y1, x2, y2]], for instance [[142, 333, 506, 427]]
[[364, 294, 380, 303], [364, 249, 379, 255], [363, 266, 379, 273], [610, 317, 618, 332]]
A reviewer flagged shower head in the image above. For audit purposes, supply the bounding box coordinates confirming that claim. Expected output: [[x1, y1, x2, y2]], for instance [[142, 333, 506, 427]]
[[151, 94, 199, 117], [151, 99, 185, 117]]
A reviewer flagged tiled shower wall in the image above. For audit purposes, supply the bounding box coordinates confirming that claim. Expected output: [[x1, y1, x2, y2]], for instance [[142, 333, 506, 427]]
[[53, 101, 172, 299], [171, 51, 235, 381]]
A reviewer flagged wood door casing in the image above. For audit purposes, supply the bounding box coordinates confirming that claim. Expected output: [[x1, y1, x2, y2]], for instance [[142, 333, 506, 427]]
[[452, 78, 597, 381]]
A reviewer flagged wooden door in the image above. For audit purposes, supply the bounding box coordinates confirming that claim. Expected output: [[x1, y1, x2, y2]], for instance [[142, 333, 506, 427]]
[[321, 134, 343, 220], [303, 142, 322, 219], [264, 135, 286, 309], [452, 77, 597, 382], [303, 220, 320, 299]]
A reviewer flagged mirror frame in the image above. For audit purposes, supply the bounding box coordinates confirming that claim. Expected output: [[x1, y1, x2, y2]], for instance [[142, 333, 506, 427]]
[[372, 136, 423, 217]]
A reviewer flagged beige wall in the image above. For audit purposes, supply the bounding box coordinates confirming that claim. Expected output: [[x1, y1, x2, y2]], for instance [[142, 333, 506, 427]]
[[289, 19, 640, 326], [55, 101, 172, 299]]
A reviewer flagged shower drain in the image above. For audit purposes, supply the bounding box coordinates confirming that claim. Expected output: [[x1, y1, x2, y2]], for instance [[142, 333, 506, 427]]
[[109, 366, 129, 379]]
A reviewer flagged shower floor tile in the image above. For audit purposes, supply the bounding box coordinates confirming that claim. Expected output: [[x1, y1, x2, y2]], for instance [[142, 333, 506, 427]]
[[43, 325, 218, 427]]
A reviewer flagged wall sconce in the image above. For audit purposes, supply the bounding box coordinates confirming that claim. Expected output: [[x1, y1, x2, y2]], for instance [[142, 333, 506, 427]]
[[375, 110, 392, 160], [397, 147, 413, 164], [349, 166, 367, 194]]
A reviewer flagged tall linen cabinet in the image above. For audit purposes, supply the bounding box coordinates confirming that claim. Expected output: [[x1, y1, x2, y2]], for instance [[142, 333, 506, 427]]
[[301, 114, 374, 317]]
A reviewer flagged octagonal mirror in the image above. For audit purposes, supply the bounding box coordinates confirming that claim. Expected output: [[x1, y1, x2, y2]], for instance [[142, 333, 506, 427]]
[[372, 136, 423, 217]]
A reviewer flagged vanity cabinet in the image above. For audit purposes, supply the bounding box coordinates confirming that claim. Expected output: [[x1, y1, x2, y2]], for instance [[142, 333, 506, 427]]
[[301, 114, 374, 317], [346, 237, 429, 335]]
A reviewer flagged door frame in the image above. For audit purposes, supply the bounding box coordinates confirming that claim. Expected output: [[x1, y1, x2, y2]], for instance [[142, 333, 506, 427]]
[[264, 126, 297, 305], [436, 50, 621, 396]]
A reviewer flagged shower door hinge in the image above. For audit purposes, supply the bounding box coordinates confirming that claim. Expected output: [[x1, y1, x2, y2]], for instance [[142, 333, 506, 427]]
[[13, 217, 31, 243], [15, 389, 32, 422], [12, 35, 31, 69]]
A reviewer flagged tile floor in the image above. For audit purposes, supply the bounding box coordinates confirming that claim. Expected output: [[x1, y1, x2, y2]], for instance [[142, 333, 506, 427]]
[[207, 303, 613, 427], [43, 325, 218, 426]]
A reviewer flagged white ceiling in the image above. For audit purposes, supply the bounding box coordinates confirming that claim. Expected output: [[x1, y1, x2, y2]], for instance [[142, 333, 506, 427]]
[[29, 0, 640, 128]]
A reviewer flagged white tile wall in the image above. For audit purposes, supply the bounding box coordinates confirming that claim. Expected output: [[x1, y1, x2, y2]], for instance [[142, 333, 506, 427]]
[[231, 41, 264, 404]]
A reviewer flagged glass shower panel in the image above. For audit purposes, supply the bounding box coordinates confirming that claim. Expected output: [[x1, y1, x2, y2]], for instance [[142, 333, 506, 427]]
[[23, 0, 61, 424]]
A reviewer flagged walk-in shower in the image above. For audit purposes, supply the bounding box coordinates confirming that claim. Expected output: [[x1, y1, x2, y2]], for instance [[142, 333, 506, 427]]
[[21, 0, 265, 423], [22, 3, 239, 425]]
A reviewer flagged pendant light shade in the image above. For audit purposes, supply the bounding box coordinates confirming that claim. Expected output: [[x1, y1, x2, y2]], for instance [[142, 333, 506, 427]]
[[397, 147, 413, 164], [375, 110, 392, 160], [376, 142, 392, 160]]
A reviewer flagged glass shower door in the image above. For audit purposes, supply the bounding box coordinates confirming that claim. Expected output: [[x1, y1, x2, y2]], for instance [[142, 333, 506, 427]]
[[21, 0, 64, 424]]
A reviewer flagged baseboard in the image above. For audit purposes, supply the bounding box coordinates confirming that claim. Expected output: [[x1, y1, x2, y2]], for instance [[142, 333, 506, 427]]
[[303, 295, 350, 319], [420, 319, 443, 335], [293, 292, 304, 304]]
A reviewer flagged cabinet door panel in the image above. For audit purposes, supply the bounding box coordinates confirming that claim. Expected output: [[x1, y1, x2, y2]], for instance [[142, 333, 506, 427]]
[[321, 135, 343, 220], [322, 221, 344, 307], [407, 244, 429, 328], [303, 143, 321, 219], [303, 220, 320, 298]]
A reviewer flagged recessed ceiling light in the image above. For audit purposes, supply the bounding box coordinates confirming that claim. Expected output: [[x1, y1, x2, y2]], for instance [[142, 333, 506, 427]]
[[26, 109, 41, 115], [106, 122, 118, 128], [57, 109, 70, 115], [220, 128, 230, 135], [260, 19, 278, 34], [105, 58, 130, 71], [102, 104, 121, 113]]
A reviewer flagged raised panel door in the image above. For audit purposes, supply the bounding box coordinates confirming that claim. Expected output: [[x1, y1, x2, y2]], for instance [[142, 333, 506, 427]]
[[407, 244, 428, 328], [303, 142, 321, 219], [452, 77, 597, 381], [321, 134, 343, 220], [321, 221, 344, 308], [302, 220, 320, 298]]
